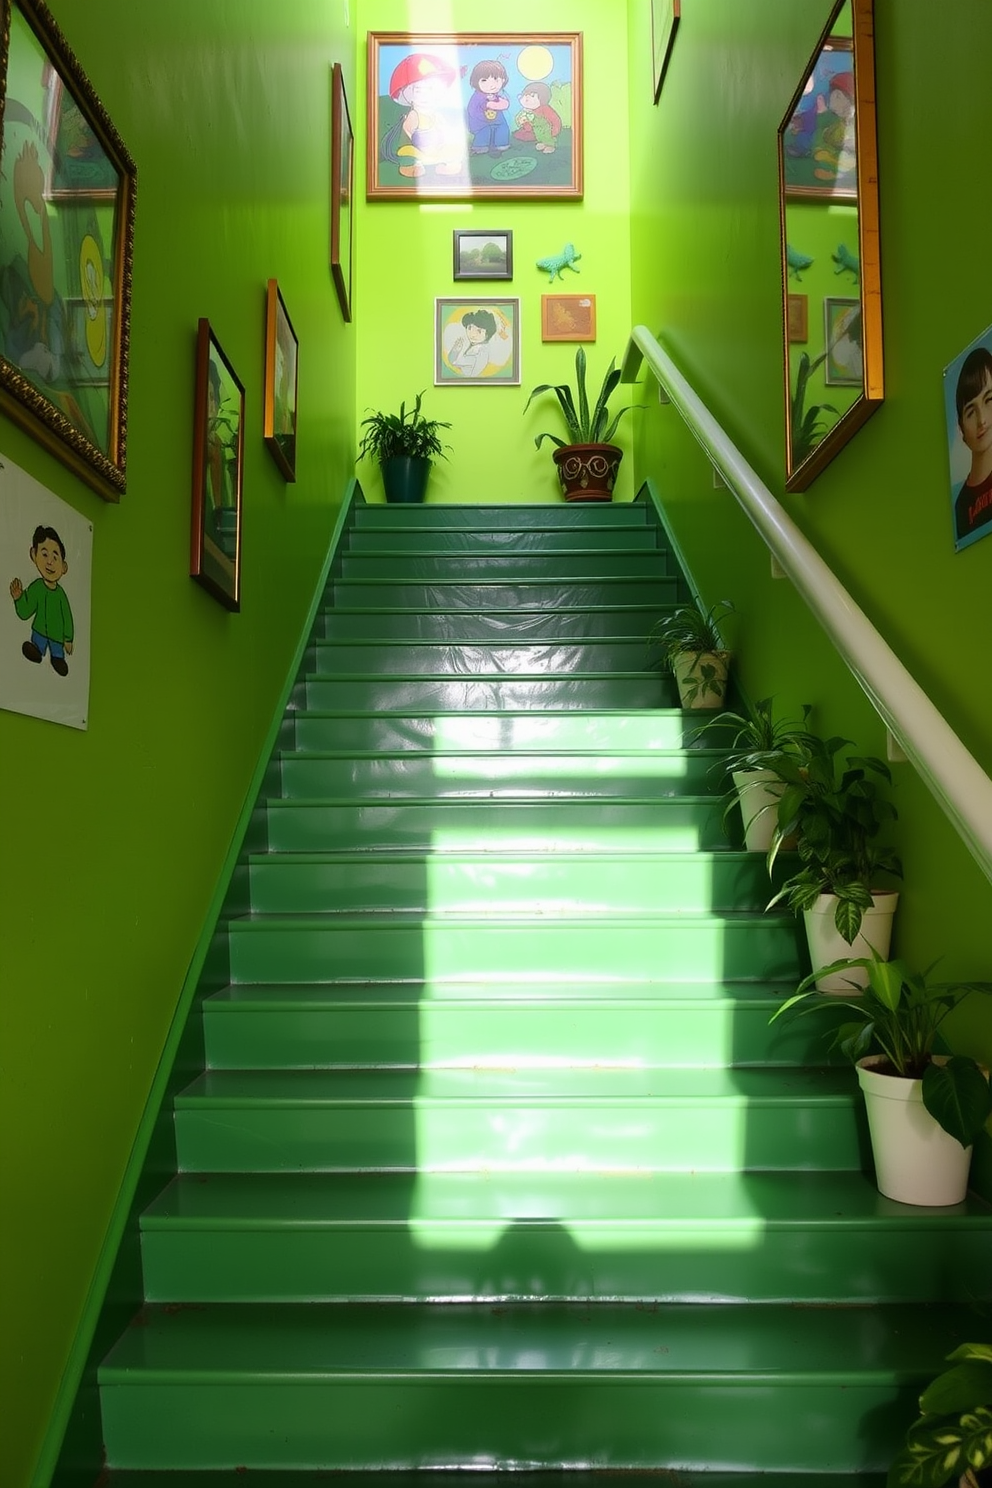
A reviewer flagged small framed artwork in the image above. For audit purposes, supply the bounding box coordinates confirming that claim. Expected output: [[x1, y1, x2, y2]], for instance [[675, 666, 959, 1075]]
[[453, 230, 513, 281], [651, 0, 680, 102], [330, 62, 354, 322], [0, 0, 137, 500], [823, 297, 863, 386], [542, 294, 596, 342], [787, 293, 808, 344], [782, 35, 856, 200], [190, 320, 245, 612], [435, 298, 520, 386], [368, 32, 582, 200], [263, 280, 298, 482], [944, 323, 992, 553]]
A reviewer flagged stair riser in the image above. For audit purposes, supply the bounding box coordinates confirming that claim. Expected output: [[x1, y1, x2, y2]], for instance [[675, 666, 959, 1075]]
[[353, 504, 650, 528], [339, 553, 673, 581], [247, 853, 767, 915], [140, 1222, 990, 1305], [320, 607, 670, 640], [327, 579, 683, 609], [264, 800, 731, 854], [99, 1376, 909, 1472], [174, 1096, 861, 1172], [292, 712, 712, 753], [311, 640, 657, 675], [347, 528, 662, 553], [202, 1000, 820, 1070], [298, 676, 674, 711], [277, 753, 722, 800], [227, 919, 806, 985]]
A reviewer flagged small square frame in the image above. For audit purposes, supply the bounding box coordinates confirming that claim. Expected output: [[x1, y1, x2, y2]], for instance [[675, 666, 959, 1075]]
[[453, 230, 513, 281], [263, 280, 299, 482], [190, 320, 245, 612], [541, 293, 596, 342], [330, 62, 354, 322], [435, 298, 520, 385]]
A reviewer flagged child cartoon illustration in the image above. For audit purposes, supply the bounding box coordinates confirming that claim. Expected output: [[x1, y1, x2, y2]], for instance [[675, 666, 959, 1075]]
[[448, 308, 499, 378], [466, 60, 511, 156], [812, 71, 856, 184], [513, 83, 562, 153], [10, 525, 74, 676], [381, 53, 465, 179]]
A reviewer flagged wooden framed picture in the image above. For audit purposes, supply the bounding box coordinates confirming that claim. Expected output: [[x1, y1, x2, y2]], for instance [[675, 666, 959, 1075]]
[[368, 32, 582, 199], [435, 297, 520, 386], [263, 280, 298, 482], [330, 62, 354, 322], [453, 229, 513, 281], [542, 293, 596, 342], [651, 0, 680, 102], [0, 0, 136, 500], [190, 320, 245, 612], [787, 293, 808, 344]]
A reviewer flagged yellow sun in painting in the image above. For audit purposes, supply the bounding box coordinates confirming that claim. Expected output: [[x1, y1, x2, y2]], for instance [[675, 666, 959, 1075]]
[[517, 45, 554, 81]]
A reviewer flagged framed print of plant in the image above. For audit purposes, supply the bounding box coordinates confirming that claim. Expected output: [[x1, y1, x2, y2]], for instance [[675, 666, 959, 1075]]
[[453, 229, 513, 281], [190, 320, 244, 612]]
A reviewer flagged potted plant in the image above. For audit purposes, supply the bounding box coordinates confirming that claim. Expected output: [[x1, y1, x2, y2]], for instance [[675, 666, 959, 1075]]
[[357, 391, 451, 504], [759, 729, 902, 987], [701, 695, 815, 851], [523, 347, 633, 501], [888, 1340, 992, 1486], [649, 600, 734, 710], [791, 347, 837, 466], [772, 947, 992, 1206]]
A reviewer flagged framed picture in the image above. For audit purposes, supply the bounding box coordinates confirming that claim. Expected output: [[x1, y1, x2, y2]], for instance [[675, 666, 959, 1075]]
[[330, 62, 354, 322], [0, 0, 136, 500], [542, 293, 596, 342], [368, 33, 582, 200], [651, 0, 680, 102], [453, 229, 513, 281], [823, 297, 863, 386], [782, 35, 856, 200], [435, 298, 520, 386], [944, 322, 992, 554], [190, 320, 245, 612], [787, 293, 808, 344], [263, 280, 298, 482]]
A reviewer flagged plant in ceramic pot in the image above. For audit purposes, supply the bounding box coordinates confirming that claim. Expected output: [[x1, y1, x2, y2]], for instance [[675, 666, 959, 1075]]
[[649, 600, 734, 710], [772, 947, 992, 1206], [357, 391, 451, 504], [888, 1340, 992, 1487], [523, 347, 633, 501], [759, 728, 902, 987], [700, 695, 816, 851]]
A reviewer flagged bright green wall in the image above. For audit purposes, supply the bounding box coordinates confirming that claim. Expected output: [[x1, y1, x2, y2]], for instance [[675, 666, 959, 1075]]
[[0, 4, 356, 1484], [354, 0, 634, 505], [626, 0, 992, 1055]]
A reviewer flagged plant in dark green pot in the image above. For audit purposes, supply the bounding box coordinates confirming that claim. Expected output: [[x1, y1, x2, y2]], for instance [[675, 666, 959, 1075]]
[[649, 599, 734, 710], [357, 391, 451, 503], [523, 347, 633, 501], [888, 1340, 992, 1486]]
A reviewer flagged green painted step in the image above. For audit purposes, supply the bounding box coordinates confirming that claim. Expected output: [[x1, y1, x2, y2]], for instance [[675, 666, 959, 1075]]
[[276, 749, 725, 799], [347, 525, 663, 552], [98, 1300, 971, 1471], [97, 1474, 888, 1488], [225, 910, 805, 985], [202, 980, 821, 1070], [311, 637, 658, 674], [264, 796, 731, 854], [327, 577, 683, 609], [173, 1066, 860, 1173], [297, 673, 673, 711], [140, 1170, 992, 1304], [291, 708, 717, 753], [353, 502, 651, 527], [339, 551, 673, 580], [319, 605, 673, 640]]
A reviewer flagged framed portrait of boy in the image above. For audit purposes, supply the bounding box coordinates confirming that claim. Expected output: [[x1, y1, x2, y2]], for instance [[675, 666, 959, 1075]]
[[944, 324, 992, 554], [435, 298, 520, 386], [190, 320, 245, 611], [263, 280, 298, 482]]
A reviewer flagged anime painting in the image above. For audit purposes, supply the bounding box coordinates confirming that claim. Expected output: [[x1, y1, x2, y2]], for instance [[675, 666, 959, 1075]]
[[367, 33, 582, 199], [435, 299, 520, 386]]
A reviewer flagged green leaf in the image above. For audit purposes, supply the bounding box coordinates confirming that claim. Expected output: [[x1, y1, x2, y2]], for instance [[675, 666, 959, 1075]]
[[921, 1056, 992, 1147], [888, 1418, 968, 1486], [921, 1362, 992, 1416], [869, 956, 907, 1013], [950, 1345, 992, 1367]]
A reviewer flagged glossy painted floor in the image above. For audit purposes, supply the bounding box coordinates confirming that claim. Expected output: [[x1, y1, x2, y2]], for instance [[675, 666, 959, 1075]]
[[84, 500, 990, 1486]]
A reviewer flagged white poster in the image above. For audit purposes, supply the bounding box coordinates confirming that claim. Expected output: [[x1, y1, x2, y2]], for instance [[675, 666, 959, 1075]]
[[0, 454, 92, 730]]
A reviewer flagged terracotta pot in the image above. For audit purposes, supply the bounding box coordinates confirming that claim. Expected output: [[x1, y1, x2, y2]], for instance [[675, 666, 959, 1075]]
[[552, 442, 623, 501], [803, 890, 899, 991], [857, 1054, 983, 1206]]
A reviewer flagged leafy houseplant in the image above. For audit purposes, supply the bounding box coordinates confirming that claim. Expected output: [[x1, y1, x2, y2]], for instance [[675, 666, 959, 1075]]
[[888, 1340, 992, 1487], [701, 696, 816, 851], [523, 347, 633, 501], [650, 600, 734, 710], [357, 391, 451, 504], [772, 948, 992, 1205], [791, 347, 837, 466]]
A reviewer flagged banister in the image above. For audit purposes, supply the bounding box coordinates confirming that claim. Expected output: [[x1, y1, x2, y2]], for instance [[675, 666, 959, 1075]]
[[623, 324, 992, 886]]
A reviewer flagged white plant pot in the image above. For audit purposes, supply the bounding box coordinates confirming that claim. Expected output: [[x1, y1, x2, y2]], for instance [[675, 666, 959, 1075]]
[[672, 649, 729, 710], [857, 1054, 976, 1206], [803, 890, 899, 992], [732, 769, 783, 852]]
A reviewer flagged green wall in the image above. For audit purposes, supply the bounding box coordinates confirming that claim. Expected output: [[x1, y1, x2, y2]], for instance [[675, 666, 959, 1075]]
[[0, 4, 356, 1484], [354, 0, 634, 505], [626, 0, 992, 1052]]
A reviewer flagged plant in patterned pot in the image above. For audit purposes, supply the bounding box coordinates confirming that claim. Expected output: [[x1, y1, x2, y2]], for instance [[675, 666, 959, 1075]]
[[649, 599, 735, 710], [523, 347, 634, 501]]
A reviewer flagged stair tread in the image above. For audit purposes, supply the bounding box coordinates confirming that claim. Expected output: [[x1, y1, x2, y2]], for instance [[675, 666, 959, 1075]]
[[99, 1299, 975, 1379], [231, 909, 793, 926], [98, 1475, 887, 1487], [143, 1169, 991, 1227], [207, 980, 797, 1006]]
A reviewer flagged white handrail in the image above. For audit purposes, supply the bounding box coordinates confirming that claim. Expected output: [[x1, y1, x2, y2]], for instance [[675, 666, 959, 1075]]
[[624, 324, 992, 885]]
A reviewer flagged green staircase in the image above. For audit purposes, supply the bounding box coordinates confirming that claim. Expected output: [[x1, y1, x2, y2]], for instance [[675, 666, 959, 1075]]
[[83, 499, 992, 1485]]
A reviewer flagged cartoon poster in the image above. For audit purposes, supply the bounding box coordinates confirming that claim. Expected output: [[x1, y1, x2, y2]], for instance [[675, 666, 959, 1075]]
[[943, 324, 992, 554], [0, 455, 92, 729]]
